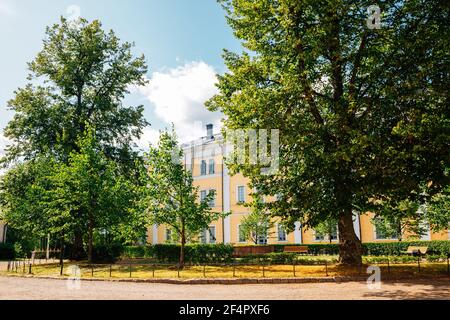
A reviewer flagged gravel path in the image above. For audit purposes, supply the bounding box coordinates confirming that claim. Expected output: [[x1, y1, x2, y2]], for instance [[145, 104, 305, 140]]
[[0, 276, 449, 300]]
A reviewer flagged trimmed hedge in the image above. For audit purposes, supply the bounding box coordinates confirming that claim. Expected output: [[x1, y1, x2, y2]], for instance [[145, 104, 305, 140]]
[[277, 241, 450, 256], [123, 244, 234, 263], [274, 244, 340, 255], [0, 243, 15, 260], [122, 240, 449, 263], [362, 240, 450, 256]]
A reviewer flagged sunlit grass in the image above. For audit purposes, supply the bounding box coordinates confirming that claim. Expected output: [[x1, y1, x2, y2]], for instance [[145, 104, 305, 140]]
[[1, 261, 448, 280]]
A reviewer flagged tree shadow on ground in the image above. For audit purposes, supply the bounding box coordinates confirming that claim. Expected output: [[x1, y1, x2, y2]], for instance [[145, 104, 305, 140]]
[[363, 278, 450, 300]]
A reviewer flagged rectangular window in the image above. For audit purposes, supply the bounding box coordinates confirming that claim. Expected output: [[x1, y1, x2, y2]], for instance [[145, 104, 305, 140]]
[[237, 186, 245, 203], [208, 226, 216, 244], [165, 228, 172, 242], [199, 229, 207, 244], [277, 224, 287, 242], [373, 217, 399, 240], [314, 232, 325, 241], [200, 160, 207, 175], [208, 159, 215, 174], [200, 190, 207, 202], [238, 225, 246, 243], [208, 189, 215, 207], [257, 233, 268, 245]]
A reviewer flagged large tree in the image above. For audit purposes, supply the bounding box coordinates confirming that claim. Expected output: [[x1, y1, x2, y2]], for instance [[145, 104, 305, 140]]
[[1, 17, 149, 259], [207, 0, 449, 265], [0, 127, 143, 262], [144, 129, 227, 267]]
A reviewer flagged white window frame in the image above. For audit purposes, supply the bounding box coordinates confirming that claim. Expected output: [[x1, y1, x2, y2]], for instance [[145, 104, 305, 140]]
[[165, 228, 172, 242], [277, 224, 287, 242], [208, 189, 216, 208], [208, 226, 216, 244], [237, 186, 246, 204], [208, 159, 215, 174], [200, 160, 207, 176], [200, 190, 207, 202]]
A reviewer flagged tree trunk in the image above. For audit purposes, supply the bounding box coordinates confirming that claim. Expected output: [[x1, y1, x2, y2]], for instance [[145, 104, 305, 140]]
[[87, 219, 93, 263], [179, 221, 186, 269], [72, 230, 85, 261], [338, 209, 362, 266]]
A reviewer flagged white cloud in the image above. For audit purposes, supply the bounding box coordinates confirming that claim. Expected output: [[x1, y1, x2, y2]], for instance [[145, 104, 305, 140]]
[[135, 127, 161, 151], [0, 1, 15, 16], [137, 61, 223, 144]]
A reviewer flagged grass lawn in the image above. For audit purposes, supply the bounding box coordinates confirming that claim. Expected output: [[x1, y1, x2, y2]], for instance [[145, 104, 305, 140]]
[[2, 261, 448, 280]]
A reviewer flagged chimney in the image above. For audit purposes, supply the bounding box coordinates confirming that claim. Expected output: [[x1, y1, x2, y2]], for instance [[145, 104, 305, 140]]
[[206, 124, 214, 139]]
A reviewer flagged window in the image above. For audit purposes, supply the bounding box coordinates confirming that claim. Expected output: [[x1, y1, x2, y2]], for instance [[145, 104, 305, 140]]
[[314, 232, 325, 241], [199, 229, 207, 244], [238, 225, 246, 243], [208, 189, 216, 208], [208, 159, 215, 174], [200, 190, 207, 202], [237, 186, 245, 203], [314, 227, 338, 242], [277, 224, 287, 242], [373, 217, 399, 240], [208, 226, 216, 244], [165, 228, 172, 242], [257, 233, 268, 245], [200, 160, 207, 175]]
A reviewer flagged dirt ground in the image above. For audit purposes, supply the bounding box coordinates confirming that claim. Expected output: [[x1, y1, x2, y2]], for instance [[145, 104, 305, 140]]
[[0, 276, 448, 300]]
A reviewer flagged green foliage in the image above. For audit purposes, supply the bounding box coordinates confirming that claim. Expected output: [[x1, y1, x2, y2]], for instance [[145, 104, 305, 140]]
[[311, 218, 339, 243], [124, 244, 235, 264], [0, 243, 15, 260], [273, 244, 340, 255], [425, 183, 450, 231], [362, 240, 450, 256], [2, 17, 148, 166], [143, 129, 229, 265], [239, 195, 274, 244], [208, 0, 450, 265], [0, 17, 149, 260], [91, 243, 124, 263], [362, 255, 417, 264]]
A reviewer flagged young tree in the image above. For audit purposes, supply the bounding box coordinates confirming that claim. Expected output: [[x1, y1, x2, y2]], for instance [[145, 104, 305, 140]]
[[239, 195, 274, 244], [0, 128, 142, 262], [52, 127, 139, 262], [207, 0, 449, 265], [313, 218, 339, 244], [144, 129, 227, 267], [1, 17, 148, 259]]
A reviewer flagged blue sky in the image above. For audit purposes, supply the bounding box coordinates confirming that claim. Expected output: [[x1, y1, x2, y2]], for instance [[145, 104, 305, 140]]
[[0, 0, 242, 153]]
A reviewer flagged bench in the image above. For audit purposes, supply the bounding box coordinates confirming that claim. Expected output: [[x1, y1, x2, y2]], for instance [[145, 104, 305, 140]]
[[283, 246, 309, 254], [405, 246, 428, 256]]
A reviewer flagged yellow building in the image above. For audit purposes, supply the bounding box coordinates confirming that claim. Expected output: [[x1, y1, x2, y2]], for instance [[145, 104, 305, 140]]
[[148, 125, 449, 245]]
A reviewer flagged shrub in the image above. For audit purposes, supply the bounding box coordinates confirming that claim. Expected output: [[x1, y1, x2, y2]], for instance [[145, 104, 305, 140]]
[[363, 255, 417, 264], [91, 243, 124, 263], [362, 240, 450, 256], [0, 243, 15, 260], [273, 244, 340, 255], [124, 244, 234, 264]]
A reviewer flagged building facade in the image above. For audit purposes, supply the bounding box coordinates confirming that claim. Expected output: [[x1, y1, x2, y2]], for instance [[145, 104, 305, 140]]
[[147, 125, 449, 245]]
